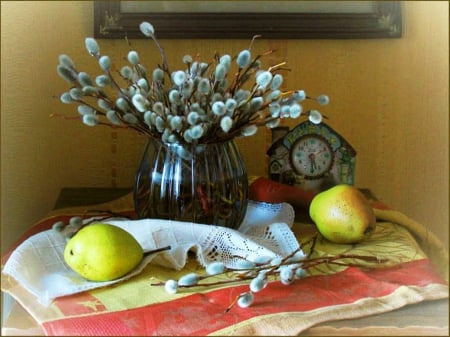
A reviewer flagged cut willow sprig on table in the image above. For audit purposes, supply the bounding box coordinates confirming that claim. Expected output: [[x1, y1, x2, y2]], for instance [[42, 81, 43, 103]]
[[51, 211, 133, 241], [55, 21, 329, 146], [154, 251, 387, 290], [151, 234, 389, 311], [152, 235, 316, 291]]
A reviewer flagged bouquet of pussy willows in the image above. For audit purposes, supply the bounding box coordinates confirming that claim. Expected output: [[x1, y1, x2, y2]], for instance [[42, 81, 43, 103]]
[[55, 21, 330, 229], [56, 21, 329, 144]]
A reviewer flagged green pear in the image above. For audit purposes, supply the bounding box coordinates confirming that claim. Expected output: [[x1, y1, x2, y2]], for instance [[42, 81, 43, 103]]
[[309, 184, 376, 244], [64, 223, 143, 281]]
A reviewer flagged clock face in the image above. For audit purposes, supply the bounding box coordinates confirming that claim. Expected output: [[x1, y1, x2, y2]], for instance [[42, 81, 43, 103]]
[[290, 135, 334, 179]]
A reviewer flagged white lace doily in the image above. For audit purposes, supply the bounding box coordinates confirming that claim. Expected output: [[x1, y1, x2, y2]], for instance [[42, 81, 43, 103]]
[[2, 201, 302, 306]]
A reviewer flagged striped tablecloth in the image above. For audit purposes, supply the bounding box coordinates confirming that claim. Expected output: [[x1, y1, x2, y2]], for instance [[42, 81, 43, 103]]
[[2, 193, 448, 336]]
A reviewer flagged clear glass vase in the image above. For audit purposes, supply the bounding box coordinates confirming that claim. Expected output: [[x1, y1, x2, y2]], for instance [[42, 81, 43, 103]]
[[134, 138, 248, 229]]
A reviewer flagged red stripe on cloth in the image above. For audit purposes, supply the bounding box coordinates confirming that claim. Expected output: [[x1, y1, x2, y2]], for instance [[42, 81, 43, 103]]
[[42, 258, 447, 336], [54, 292, 108, 316]]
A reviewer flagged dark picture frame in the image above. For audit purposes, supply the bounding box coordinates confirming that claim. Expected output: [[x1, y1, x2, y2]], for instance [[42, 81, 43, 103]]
[[94, 1, 402, 39]]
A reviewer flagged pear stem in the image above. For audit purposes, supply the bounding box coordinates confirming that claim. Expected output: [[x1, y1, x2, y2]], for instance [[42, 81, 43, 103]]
[[143, 245, 171, 257]]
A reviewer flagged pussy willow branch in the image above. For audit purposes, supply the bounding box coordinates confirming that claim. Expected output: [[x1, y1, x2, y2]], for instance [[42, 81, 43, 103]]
[[151, 35, 171, 78], [150, 253, 388, 289], [150, 238, 389, 290], [228, 49, 275, 95]]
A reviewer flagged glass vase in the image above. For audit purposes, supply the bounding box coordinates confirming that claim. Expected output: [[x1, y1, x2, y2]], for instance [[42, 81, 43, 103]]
[[134, 138, 248, 230]]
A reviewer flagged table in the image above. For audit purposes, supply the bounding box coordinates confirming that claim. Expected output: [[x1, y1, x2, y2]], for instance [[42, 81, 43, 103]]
[[2, 188, 448, 336]]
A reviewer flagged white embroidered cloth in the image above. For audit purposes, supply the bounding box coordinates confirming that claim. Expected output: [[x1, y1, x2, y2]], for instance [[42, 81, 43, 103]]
[[2, 201, 302, 306]]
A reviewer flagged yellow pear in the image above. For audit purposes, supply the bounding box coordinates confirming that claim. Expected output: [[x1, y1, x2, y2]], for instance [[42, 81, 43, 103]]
[[64, 223, 143, 282], [309, 184, 376, 244]]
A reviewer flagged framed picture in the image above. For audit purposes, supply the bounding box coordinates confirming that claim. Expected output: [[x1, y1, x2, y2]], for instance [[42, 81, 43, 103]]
[[94, 1, 402, 39]]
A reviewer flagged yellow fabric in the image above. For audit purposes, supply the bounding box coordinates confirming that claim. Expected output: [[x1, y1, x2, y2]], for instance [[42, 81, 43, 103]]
[[374, 208, 449, 282]]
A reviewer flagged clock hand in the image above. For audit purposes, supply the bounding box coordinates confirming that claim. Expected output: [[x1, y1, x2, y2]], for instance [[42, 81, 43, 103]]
[[308, 153, 316, 173]]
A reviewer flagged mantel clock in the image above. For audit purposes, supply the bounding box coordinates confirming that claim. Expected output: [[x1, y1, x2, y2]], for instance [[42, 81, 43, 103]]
[[267, 121, 356, 191]]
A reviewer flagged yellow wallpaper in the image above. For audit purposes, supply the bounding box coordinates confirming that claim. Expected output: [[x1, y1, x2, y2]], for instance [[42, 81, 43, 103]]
[[1, 1, 448, 252]]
